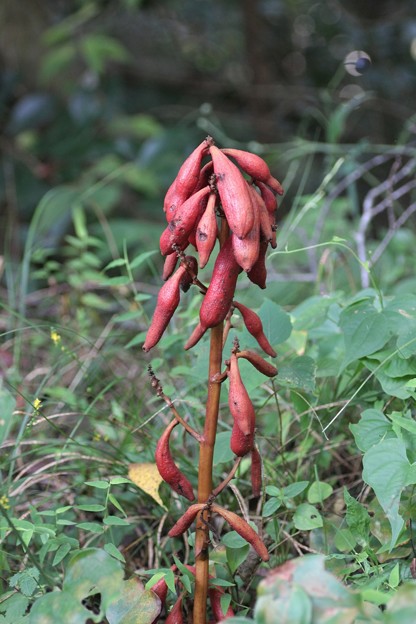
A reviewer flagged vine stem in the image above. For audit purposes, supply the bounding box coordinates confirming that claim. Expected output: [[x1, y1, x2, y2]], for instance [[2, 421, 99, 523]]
[[193, 322, 224, 623]]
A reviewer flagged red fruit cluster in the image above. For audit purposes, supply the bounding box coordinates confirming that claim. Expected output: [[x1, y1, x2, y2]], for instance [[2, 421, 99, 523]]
[[143, 137, 282, 353]]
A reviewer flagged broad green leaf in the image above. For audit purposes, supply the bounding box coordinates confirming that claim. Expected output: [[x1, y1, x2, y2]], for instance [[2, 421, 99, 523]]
[[64, 548, 124, 612], [213, 431, 234, 465], [283, 482, 310, 499], [256, 584, 312, 624], [307, 481, 333, 504], [106, 578, 160, 624], [226, 545, 250, 575], [385, 582, 416, 623], [350, 409, 393, 452], [344, 489, 370, 546], [293, 504, 323, 530], [0, 593, 29, 622], [28, 590, 90, 624], [9, 567, 39, 597], [339, 304, 391, 369], [258, 299, 292, 346], [277, 357, 316, 392], [263, 497, 282, 517], [362, 438, 416, 548], [388, 412, 416, 436]]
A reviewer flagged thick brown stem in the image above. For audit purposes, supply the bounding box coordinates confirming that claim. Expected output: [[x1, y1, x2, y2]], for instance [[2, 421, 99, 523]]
[[193, 322, 223, 623]]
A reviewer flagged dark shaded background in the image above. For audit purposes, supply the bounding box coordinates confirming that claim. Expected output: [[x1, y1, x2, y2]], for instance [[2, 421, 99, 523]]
[[1, 0, 415, 259]]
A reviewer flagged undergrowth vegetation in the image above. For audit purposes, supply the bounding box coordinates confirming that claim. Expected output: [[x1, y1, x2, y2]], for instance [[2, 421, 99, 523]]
[[1, 6, 416, 618], [1, 114, 416, 622]]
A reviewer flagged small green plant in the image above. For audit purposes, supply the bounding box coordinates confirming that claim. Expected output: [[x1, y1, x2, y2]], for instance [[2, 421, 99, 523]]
[[141, 137, 283, 622]]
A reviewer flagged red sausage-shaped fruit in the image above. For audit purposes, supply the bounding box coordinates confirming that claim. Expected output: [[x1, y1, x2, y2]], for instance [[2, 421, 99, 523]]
[[221, 148, 283, 195], [228, 352, 256, 437], [209, 145, 254, 239], [155, 419, 195, 501], [233, 301, 276, 357], [143, 265, 187, 352], [211, 504, 269, 561], [199, 236, 241, 329]]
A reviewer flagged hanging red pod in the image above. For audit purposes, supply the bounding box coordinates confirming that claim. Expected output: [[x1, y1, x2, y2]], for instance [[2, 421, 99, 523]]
[[247, 240, 268, 290], [233, 300, 276, 357], [199, 236, 241, 329], [196, 192, 218, 269], [236, 349, 278, 377], [231, 184, 260, 272], [256, 180, 278, 213], [227, 352, 256, 437], [209, 145, 255, 239], [230, 420, 254, 457], [162, 252, 178, 281], [220, 148, 284, 196], [155, 419, 195, 501], [160, 185, 211, 255], [208, 587, 235, 621], [143, 265, 187, 352], [211, 504, 269, 561], [250, 445, 263, 498], [168, 503, 205, 537], [164, 137, 213, 220], [165, 595, 184, 624]]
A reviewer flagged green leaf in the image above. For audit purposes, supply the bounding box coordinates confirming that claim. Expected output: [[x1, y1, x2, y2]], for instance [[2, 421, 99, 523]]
[[104, 543, 126, 564], [283, 482, 310, 499], [362, 438, 416, 548], [103, 516, 130, 526], [350, 409, 393, 452], [307, 481, 333, 504], [84, 480, 110, 489], [64, 548, 124, 611], [81, 34, 130, 74], [262, 497, 282, 518], [0, 385, 16, 445], [9, 567, 39, 597], [226, 545, 250, 575], [277, 357, 316, 392], [258, 299, 292, 346], [52, 543, 72, 566], [109, 477, 133, 485], [293, 504, 323, 530], [76, 522, 103, 533], [213, 431, 235, 464], [76, 504, 106, 512], [339, 304, 391, 369], [28, 591, 90, 624], [344, 489, 370, 545]]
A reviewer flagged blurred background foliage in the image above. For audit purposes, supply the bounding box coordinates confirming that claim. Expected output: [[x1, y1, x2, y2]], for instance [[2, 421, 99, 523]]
[[1, 0, 416, 264]]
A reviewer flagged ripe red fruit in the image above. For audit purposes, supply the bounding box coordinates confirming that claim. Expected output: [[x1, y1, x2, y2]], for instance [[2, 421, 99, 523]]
[[199, 236, 241, 329], [221, 148, 283, 196], [211, 504, 269, 561], [164, 137, 213, 220], [228, 352, 256, 437], [233, 301, 276, 357], [209, 145, 254, 239], [196, 192, 218, 269], [160, 185, 211, 256], [155, 419, 195, 501], [143, 265, 187, 352]]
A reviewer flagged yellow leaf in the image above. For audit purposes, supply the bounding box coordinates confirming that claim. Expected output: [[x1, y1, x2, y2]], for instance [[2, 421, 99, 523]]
[[128, 463, 167, 510]]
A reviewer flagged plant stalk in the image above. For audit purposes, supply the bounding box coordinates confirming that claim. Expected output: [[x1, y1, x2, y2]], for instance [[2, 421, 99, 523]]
[[193, 322, 224, 623]]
